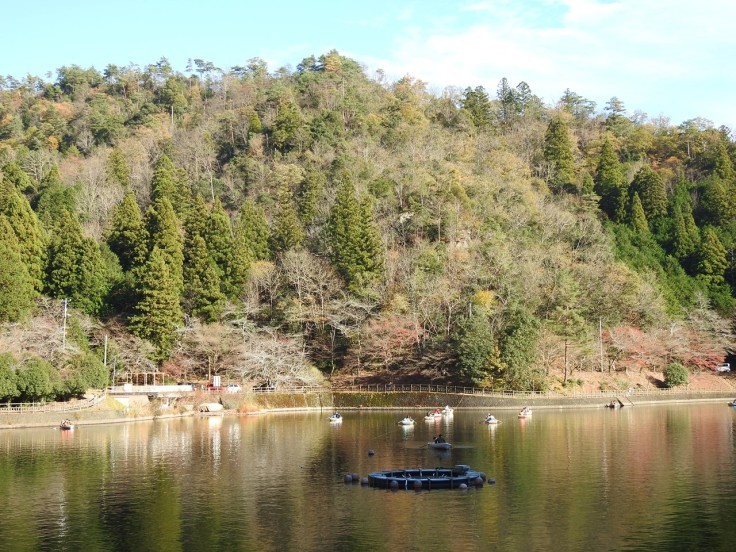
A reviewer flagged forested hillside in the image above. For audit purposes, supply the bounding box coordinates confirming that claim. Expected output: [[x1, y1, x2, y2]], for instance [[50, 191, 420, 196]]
[[0, 51, 733, 399]]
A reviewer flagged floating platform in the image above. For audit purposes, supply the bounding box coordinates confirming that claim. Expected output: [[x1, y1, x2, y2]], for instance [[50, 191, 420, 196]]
[[368, 465, 486, 490]]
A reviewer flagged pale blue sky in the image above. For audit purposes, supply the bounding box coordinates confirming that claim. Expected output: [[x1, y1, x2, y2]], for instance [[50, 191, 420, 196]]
[[4, 0, 735, 129]]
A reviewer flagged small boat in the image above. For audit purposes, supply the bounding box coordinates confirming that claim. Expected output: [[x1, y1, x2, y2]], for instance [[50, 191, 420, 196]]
[[484, 415, 500, 424], [442, 406, 454, 415], [427, 441, 452, 450], [518, 407, 532, 419], [729, 401, 736, 407], [398, 417, 415, 426], [424, 414, 437, 421], [60, 420, 74, 430], [329, 413, 343, 423]]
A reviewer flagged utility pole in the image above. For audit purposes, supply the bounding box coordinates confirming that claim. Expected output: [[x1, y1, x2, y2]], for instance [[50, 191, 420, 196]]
[[599, 318, 604, 372], [62, 299, 69, 349]]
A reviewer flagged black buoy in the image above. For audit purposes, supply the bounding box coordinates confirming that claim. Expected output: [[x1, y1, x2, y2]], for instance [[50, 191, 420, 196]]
[[343, 474, 353, 483], [368, 449, 375, 456], [479, 472, 486, 481], [487, 477, 496, 484], [458, 483, 468, 490], [351, 473, 359, 482], [413, 480, 422, 491], [389, 480, 399, 490], [474, 477, 484, 487], [360, 476, 369, 485]]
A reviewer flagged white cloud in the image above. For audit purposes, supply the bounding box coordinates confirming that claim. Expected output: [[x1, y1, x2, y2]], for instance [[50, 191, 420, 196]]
[[360, 0, 736, 126]]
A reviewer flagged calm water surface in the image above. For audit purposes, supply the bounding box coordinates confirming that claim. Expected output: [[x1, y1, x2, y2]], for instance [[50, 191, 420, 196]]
[[1, 404, 736, 551]]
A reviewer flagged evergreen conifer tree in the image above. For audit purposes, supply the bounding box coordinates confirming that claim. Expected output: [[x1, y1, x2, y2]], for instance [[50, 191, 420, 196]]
[[45, 209, 107, 314], [326, 179, 383, 291], [145, 197, 184, 294], [297, 170, 325, 225], [0, 217, 36, 321], [700, 178, 732, 226], [2, 162, 36, 194], [629, 192, 649, 234], [184, 194, 209, 241], [150, 154, 190, 216], [452, 311, 497, 385], [203, 198, 235, 290], [106, 147, 130, 187], [129, 247, 183, 361], [543, 118, 576, 192], [713, 141, 735, 182], [269, 186, 304, 254], [236, 199, 270, 261], [461, 86, 493, 129], [106, 191, 148, 271], [671, 206, 695, 261], [696, 227, 728, 283], [182, 234, 225, 322], [630, 166, 667, 221], [594, 140, 628, 222], [0, 180, 45, 291]]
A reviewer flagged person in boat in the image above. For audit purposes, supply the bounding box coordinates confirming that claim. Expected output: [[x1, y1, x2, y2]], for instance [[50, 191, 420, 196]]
[[334, 412, 341, 418], [434, 408, 441, 415], [609, 400, 616, 408], [437, 434, 445, 443]]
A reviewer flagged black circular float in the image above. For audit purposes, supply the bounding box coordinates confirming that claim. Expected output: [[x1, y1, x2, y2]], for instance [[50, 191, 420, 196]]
[[367, 465, 490, 490]]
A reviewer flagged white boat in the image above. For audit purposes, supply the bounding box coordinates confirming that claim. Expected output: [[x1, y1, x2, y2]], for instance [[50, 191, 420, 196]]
[[199, 403, 224, 413], [484, 415, 500, 424], [329, 413, 343, 423], [518, 407, 532, 419], [729, 401, 736, 407], [60, 420, 74, 430], [427, 441, 452, 450], [398, 417, 415, 426], [424, 414, 436, 421], [442, 406, 454, 415]]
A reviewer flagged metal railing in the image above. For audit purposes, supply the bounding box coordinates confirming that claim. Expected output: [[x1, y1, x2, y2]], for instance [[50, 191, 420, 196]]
[[0, 393, 106, 413]]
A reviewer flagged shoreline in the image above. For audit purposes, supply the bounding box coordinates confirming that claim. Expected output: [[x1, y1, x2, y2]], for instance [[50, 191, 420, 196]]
[[1, 389, 734, 429]]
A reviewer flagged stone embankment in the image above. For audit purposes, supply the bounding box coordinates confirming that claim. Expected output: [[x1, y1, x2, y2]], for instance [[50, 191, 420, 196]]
[[1, 388, 734, 429]]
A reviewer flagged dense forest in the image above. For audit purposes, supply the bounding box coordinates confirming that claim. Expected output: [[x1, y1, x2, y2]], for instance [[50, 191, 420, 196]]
[[0, 50, 734, 401]]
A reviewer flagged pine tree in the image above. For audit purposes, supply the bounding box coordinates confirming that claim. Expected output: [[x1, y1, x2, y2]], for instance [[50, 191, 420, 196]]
[[696, 227, 728, 283], [452, 311, 497, 385], [2, 162, 36, 194], [106, 147, 130, 187], [106, 191, 148, 271], [129, 247, 183, 361], [183, 194, 209, 241], [630, 166, 667, 221], [629, 192, 649, 234], [594, 140, 628, 222], [45, 209, 107, 314], [700, 178, 732, 226], [0, 180, 45, 291], [0, 217, 36, 322], [145, 197, 184, 294], [461, 86, 493, 129], [297, 170, 325, 225], [235, 199, 270, 261], [269, 186, 304, 254], [543, 118, 576, 192], [182, 234, 225, 321]]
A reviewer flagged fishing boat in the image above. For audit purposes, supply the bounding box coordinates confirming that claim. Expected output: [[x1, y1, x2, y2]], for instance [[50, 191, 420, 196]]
[[398, 417, 415, 426], [518, 407, 532, 419], [484, 415, 500, 424], [427, 441, 452, 450], [329, 413, 343, 423], [60, 420, 74, 430], [442, 406, 454, 415], [729, 400, 736, 407], [424, 414, 437, 421]]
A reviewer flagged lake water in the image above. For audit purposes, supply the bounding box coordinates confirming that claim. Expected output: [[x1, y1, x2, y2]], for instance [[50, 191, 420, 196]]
[[1, 403, 735, 551]]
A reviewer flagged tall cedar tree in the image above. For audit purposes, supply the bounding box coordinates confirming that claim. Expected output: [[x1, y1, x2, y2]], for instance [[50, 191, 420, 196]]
[[0, 180, 45, 290], [671, 206, 696, 261], [182, 233, 225, 321], [269, 186, 304, 254], [106, 147, 130, 187], [629, 192, 649, 234], [594, 140, 628, 222], [0, 217, 36, 321], [700, 178, 733, 226], [713, 141, 735, 182], [453, 311, 497, 385], [150, 154, 189, 217], [145, 197, 184, 294], [2, 162, 36, 194], [129, 247, 183, 361], [235, 199, 270, 261], [461, 86, 493, 129], [543, 118, 576, 192], [203, 198, 241, 297], [106, 191, 148, 272], [327, 179, 383, 291], [45, 209, 108, 314], [696, 227, 728, 283], [630, 166, 667, 221]]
